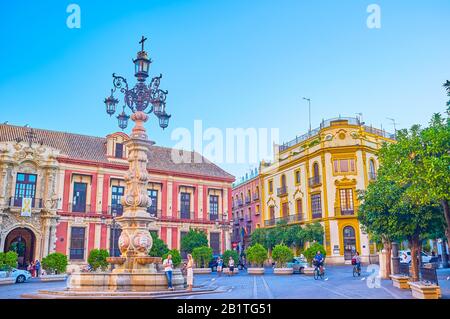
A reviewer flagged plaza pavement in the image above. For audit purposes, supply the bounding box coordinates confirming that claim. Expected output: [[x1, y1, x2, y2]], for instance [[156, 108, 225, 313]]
[[0, 265, 448, 299]]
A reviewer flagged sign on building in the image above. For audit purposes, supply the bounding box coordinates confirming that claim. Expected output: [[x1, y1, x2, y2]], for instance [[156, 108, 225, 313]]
[[21, 197, 32, 217]]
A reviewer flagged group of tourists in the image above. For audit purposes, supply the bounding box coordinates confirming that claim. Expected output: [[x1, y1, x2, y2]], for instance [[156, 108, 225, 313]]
[[161, 254, 240, 291], [26, 260, 41, 277]]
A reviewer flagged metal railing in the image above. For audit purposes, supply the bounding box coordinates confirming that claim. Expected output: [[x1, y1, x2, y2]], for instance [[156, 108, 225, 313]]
[[237, 199, 244, 207], [308, 175, 321, 187], [245, 196, 251, 204], [8, 197, 43, 209], [252, 192, 259, 201], [279, 117, 395, 152], [277, 186, 288, 196], [335, 206, 356, 216], [312, 212, 322, 219], [178, 210, 193, 220], [209, 213, 219, 221], [63, 202, 94, 213]]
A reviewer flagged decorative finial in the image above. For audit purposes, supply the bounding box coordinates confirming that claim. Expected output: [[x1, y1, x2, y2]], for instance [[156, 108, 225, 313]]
[[139, 36, 148, 52]]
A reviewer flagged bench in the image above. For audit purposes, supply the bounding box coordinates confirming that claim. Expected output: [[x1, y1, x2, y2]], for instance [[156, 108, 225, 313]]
[[390, 263, 411, 289]]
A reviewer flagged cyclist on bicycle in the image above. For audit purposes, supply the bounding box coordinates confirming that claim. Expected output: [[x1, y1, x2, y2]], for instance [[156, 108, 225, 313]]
[[313, 251, 324, 274], [352, 251, 361, 272]]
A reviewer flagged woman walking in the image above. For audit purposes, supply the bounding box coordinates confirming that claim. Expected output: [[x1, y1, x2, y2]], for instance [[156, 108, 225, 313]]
[[186, 254, 194, 291], [228, 256, 235, 276]]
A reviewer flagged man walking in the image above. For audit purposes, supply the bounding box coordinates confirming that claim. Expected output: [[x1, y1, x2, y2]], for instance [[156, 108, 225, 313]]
[[35, 260, 41, 277], [163, 254, 174, 290]]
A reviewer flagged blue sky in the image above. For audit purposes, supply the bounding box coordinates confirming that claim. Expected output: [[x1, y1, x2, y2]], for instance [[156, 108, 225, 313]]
[[0, 0, 449, 178]]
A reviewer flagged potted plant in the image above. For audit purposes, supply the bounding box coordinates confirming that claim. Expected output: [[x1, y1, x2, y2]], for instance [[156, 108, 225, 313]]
[[0, 251, 18, 285], [192, 246, 213, 274], [88, 249, 109, 272], [41, 253, 68, 281], [246, 244, 267, 275], [222, 250, 240, 274], [272, 244, 294, 275]]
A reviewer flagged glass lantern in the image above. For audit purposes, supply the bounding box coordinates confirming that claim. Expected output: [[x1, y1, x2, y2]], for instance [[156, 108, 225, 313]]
[[116, 109, 130, 130], [158, 111, 171, 129], [133, 51, 151, 81], [104, 90, 118, 116]]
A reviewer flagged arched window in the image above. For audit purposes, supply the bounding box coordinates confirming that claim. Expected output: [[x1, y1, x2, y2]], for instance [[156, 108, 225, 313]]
[[313, 162, 319, 177]]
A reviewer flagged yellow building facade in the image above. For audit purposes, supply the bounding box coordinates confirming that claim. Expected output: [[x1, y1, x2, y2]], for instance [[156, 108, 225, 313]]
[[260, 117, 395, 264]]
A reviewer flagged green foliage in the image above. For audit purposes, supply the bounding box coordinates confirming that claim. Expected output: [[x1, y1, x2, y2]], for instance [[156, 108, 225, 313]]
[[162, 249, 182, 268], [250, 223, 324, 251], [222, 250, 239, 267], [246, 244, 267, 267], [88, 249, 109, 271], [41, 253, 68, 274], [192, 246, 213, 268], [271, 244, 293, 267], [0, 251, 18, 271], [180, 229, 208, 254], [148, 232, 169, 257], [303, 243, 326, 264]]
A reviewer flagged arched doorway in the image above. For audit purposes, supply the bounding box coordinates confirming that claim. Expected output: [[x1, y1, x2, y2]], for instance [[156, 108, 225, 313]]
[[343, 226, 356, 260], [4, 228, 36, 269]]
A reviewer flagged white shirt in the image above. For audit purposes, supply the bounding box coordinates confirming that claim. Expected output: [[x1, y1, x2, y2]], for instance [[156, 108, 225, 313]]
[[163, 258, 173, 272]]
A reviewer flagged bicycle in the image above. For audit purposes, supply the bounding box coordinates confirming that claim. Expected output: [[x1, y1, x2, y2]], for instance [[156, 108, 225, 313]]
[[352, 264, 361, 277], [313, 263, 325, 280]]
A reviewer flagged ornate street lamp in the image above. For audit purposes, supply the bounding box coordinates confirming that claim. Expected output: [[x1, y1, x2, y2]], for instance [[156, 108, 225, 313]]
[[102, 36, 171, 273], [104, 35, 171, 131]]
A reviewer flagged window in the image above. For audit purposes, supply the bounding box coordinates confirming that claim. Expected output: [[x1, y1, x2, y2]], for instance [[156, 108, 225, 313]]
[[109, 227, 122, 257], [268, 180, 273, 194], [313, 162, 320, 177], [115, 143, 124, 158], [210, 233, 220, 255], [14, 173, 37, 207], [311, 193, 322, 219], [72, 182, 87, 212], [147, 189, 158, 216], [111, 186, 124, 215], [333, 159, 356, 174], [296, 198, 302, 215], [281, 175, 286, 187], [269, 206, 275, 220], [70, 227, 85, 260], [295, 170, 301, 185], [339, 188, 354, 215], [281, 202, 289, 217], [209, 195, 219, 220], [180, 192, 191, 219], [369, 159, 376, 180], [255, 204, 260, 215]]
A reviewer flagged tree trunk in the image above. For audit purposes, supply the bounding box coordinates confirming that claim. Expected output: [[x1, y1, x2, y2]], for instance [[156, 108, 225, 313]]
[[383, 241, 392, 277], [442, 199, 450, 246], [409, 237, 420, 282]]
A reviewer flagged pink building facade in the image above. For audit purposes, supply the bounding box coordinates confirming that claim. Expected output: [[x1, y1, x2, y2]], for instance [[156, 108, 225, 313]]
[[231, 169, 261, 254]]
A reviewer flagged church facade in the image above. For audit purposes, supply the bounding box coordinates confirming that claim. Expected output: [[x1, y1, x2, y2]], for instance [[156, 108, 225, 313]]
[[0, 124, 234, 271]]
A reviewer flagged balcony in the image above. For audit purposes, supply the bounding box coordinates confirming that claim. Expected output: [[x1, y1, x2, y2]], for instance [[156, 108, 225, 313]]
[[178, 210, 193, 220], [245, 196, 251, 204], [308, 175, 321, 188], [369, 172, 377, 181], [252, 192, 259, 201], [8, 197, 43, 209], [287, 214, 303, 223], [109, 204, 124, 216], [312, 211, 322, 219], [62, 202, 94, 213], [335, 206, 357, 216], [209, 213, 219, 221], [277, 186, 288, 197], [234, 218, 240, 225], [148, 209, 162, 219], [237, 199, 244, 207]]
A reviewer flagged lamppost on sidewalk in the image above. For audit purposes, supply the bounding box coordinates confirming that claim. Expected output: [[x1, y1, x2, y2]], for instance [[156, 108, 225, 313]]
[[102, 35, 171, 271]]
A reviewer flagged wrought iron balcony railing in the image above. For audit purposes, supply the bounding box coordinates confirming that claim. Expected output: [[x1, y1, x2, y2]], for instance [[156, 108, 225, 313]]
[[178, 210, 193, 220], [245, 196, 251, 204], [335, 206, 357, 216], [277, 186, 288, 197], [237, 199, 244, 207], [308, 175, 321, 188], [252, 192, 259, 201], [8, 197, 43, 209]]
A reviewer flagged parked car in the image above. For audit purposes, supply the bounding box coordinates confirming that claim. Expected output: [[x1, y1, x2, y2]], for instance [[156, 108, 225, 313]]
[[209, 255, 222, 271], [286, 256, 309, 274], [399, 250, 433, 264], [0, 268, 32, 283]]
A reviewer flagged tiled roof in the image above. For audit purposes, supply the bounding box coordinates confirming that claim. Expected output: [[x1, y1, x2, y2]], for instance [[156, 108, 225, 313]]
[[0, 124, 235, 181]]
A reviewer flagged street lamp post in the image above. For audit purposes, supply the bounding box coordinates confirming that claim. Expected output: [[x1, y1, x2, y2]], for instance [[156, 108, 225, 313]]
[[303, 97, 311, 135], [103, 36, 171, 271]]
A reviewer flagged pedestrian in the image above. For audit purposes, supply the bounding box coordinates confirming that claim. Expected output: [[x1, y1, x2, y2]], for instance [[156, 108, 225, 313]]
[[228, 256, 235, 276], [30, 261, 36, 277], [186, 254, 194, 291], [217, 257, 223, 277], [162, 254, 174, 290], [35, 260, 41, 278], [27, 261, 33, 275]]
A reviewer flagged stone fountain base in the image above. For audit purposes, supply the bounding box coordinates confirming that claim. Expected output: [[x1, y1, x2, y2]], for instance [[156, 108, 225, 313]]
[[67, 268, 184, 292]]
